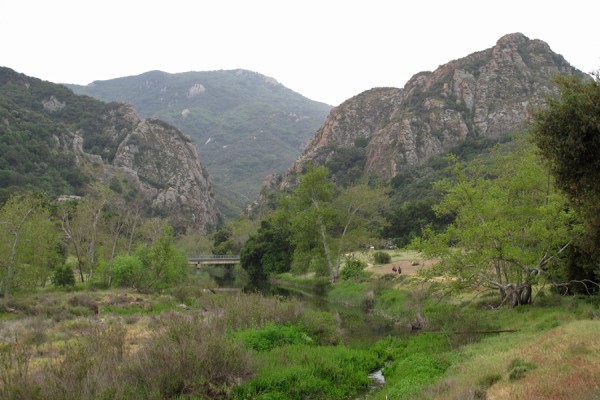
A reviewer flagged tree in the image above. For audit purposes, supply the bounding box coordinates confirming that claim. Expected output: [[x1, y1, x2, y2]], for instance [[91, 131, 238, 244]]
[[146, 226, 188, 288], [240, 212, 294, 285], [531, 73, 600, 253], [60, 196, 106, 282], [0, 193, 61, 299], [414, 142, 576, 307], [286, 165, 389, 283]]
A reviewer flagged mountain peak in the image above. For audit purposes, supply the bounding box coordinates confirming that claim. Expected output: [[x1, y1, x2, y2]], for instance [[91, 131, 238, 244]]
[[287, 33, 584, 182], [496, 32, 530, 46]]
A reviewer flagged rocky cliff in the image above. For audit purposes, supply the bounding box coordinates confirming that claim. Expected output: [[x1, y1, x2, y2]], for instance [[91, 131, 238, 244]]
[[106, 105, 219, 233], [290, 33, 584, 180], [0, 67, 219, 233]]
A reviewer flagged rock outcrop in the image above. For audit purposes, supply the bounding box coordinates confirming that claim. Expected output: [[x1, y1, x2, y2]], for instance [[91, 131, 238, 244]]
[[0, 67, 220, 233], [108, 106, 219, 233], [291, 33, 584, 180]]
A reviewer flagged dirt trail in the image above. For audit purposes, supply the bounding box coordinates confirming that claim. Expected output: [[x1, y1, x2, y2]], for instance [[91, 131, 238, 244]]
[[365, 259, 439, 276]]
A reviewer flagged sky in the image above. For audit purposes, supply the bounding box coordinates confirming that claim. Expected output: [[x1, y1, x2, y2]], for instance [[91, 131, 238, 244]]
[[2, 0, 599, 106]]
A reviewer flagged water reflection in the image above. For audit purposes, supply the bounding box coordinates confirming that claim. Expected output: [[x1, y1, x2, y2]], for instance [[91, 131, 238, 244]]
[[268, 285, 402, 345]]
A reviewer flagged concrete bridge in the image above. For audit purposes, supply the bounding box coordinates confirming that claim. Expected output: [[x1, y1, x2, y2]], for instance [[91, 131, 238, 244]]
[[188, 255, 240, 266]]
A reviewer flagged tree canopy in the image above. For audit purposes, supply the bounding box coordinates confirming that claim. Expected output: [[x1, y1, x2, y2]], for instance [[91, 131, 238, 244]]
[[531, 73, 600, 252], [414, 141, 576, 306]]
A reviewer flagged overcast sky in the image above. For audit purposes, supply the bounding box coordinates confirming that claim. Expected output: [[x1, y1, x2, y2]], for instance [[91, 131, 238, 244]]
[[2, 0, 599, 106]]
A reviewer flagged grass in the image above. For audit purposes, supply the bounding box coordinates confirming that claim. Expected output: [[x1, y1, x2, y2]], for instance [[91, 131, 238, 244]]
[[414, 295, 600, 400], [2, 270, 600, 399], [233, 344, 381, 400]]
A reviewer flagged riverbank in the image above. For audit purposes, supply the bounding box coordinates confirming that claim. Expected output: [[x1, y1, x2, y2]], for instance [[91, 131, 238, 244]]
[[273, 262, 600, 399]]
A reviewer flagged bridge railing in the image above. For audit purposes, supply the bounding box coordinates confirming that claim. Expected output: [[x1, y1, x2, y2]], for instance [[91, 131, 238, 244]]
[[188, 254, 240, 260]]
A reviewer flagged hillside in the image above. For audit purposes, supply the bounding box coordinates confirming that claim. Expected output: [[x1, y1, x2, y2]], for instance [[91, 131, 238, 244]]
[[287, 33, 585, 184], [67, 69, 332, 218], [0, 67, 219, 233]]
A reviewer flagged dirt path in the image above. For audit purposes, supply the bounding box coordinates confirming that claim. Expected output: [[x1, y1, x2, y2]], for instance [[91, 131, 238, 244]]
[[365, 259, 439, 276]]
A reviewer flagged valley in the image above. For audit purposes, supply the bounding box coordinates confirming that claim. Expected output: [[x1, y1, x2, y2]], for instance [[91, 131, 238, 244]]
[[1, 31, 600, 399]]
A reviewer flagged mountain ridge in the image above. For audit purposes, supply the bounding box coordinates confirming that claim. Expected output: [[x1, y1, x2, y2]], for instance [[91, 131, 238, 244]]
[[286, 33, 584, 184], [67, 69, 332, 218]]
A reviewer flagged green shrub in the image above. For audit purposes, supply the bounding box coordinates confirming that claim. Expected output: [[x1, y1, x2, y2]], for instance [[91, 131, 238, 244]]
[[112, 254, 144, 288], [52, 264, 76, 287], [373, 251, 391, 264], [340, 258, 367, 280], [300, 310, 339, 345], [507, 358, 537, 381], [234, 323, 313, 351]]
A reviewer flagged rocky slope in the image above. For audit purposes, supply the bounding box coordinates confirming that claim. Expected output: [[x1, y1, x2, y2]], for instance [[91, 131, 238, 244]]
[[0, 67, 219, 233], [67, 69, 332, 218], [290, 33, 584, 180]]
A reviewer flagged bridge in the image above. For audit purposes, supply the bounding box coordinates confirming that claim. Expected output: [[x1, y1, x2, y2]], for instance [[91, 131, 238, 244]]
[[188, 254, 240, 266]]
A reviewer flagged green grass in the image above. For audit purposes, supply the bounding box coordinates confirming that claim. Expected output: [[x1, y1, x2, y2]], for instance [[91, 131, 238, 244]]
[[233, 323, 314, 351], [233, 344, 381, 400], [327, 281, 370, 307], [374, 288, 410, 316]]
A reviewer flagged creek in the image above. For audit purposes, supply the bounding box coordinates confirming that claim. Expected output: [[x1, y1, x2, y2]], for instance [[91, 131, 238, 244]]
[[271, 284, 402, 345], [205, 266, 400, 396]]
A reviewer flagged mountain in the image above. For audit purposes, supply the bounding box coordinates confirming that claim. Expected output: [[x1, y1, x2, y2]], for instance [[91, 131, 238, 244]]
[[0, 67, 219, 233], [287, 33, 585, 183], [67, 69, 332, 218]]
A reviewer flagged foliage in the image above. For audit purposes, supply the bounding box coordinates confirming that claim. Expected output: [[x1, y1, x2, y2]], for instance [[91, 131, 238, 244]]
[[240, 214, 294, 285], [212, 226, 234, 255], [284, 165, 389, 282], [0, 193, 61, 297], [507, 358, 537, 381], [340, 258, 368, 280], [414, 140, 577, 306], [325, 143, 368, 187], [234, 323, 313, 351], [145, 226, 188, 289], [111, 254, 144, 288], [531, 73, 600, 283], [233, 344, 381, 400], [51, 264, 76, 288], [370, 334, 452, 399], [372, 251, 391, 264]]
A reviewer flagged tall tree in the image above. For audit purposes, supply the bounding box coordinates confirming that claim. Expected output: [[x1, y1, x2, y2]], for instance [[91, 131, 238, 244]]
[[531, 73, 600, 252], [415, 142, 576, 306], [60, 196, 106, 282], [0, 194, 60, 299], [286, 166, 388, 283], [240, 211, 294, 285]]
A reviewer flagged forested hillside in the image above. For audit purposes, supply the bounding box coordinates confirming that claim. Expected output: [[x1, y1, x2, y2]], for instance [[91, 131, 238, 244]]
[[0, 67, 219, 233], [68, 69, 331, 218]]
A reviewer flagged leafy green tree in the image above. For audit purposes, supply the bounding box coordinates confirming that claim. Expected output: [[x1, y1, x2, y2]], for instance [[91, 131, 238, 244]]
[[0, 193, 60, 299], [60, 196, 106, 282], [212, 226, 235, 255], [240, 213, 294, 285], [531, 74, 600, 253], [339, 258, 367, 281], [146, 226, 188, 288], [286, 166, 389, 283], [414, 142, 576, 306], [51, 263, 76, 288]]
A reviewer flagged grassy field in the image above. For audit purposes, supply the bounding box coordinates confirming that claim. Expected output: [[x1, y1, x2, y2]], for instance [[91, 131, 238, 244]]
[[1, 261, 600, 399]]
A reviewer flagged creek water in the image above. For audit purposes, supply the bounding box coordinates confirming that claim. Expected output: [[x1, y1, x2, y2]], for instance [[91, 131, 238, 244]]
[[271, 285, 395, 398], [206, 268, 401, 396], [270, 284, 402, 344]]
